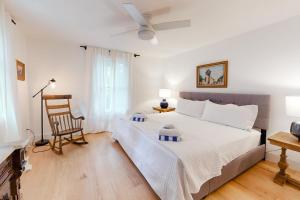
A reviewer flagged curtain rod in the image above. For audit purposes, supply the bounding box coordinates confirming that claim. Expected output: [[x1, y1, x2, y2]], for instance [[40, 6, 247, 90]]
[[80, 45, 141, 57]]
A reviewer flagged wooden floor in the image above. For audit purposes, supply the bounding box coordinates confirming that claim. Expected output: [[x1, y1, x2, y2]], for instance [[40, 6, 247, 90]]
[[21, 133, 300, 200]]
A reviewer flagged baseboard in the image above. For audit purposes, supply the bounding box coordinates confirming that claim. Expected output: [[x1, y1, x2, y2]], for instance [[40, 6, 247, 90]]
[[33, 133, 52, 141], [34, 131, 91, 142]]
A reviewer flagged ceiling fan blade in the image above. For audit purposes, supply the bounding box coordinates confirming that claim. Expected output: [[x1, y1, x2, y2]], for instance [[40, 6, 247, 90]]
[[123, 3, 148, 26], [152, 20, 191, 31], [143, 7, 171, 17], [110, 28, 138, 37]]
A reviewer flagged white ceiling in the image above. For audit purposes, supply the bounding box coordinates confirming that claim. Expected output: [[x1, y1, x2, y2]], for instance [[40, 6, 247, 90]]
[[5, 0, 300, 57]]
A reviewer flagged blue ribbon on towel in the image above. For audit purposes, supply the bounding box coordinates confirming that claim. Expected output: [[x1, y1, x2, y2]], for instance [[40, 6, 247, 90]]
[[132, 116, 145, 122], [159, 135, 181, 142], [158, 124, 181, 142], [131, 113, 146, 122]]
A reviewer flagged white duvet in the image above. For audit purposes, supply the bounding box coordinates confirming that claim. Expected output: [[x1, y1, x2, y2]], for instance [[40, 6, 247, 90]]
[[112, 112, 260, 200]]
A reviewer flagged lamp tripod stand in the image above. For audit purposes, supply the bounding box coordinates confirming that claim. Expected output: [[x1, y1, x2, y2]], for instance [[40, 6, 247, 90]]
[[32, 78, 56, 146]]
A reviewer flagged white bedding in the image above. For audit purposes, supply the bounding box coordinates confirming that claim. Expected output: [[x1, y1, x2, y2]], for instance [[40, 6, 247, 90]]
[[112, 112, 261, 200]]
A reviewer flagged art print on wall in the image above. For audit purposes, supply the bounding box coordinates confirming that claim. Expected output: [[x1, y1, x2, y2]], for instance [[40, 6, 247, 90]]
[[16, 60, 25, 81], [196, 61, 228, 88]]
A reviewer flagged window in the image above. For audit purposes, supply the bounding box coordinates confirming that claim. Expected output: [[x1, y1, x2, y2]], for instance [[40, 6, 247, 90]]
[[85, 47, 132, 132]]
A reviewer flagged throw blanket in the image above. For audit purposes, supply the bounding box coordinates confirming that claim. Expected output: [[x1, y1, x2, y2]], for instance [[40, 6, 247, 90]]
[[112, 112, 261, 200], [131, 113, 146, 122], [159, 124, 181, 142]]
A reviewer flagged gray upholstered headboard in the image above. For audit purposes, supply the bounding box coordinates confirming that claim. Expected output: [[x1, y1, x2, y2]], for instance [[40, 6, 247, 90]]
[[179, 92, 270, 130]]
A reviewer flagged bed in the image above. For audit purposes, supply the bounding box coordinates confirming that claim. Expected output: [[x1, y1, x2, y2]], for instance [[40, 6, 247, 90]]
[[112, 92, 270, 200]]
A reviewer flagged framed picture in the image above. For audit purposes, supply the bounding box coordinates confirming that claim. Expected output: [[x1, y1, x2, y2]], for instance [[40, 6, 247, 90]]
[[16, 60, 25, 81], [196, 61, 228, 88]]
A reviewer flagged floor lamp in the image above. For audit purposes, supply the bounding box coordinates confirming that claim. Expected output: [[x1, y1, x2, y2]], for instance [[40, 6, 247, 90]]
[[32, 78, 56, 146]]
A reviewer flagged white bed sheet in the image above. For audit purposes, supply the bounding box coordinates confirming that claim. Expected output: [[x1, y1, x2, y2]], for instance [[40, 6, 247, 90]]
[[112, 112, 261, 200]]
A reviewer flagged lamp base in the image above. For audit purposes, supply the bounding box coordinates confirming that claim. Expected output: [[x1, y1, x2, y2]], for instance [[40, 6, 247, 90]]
[[160, 99, 169, 109], [35, 139, 49, 147]]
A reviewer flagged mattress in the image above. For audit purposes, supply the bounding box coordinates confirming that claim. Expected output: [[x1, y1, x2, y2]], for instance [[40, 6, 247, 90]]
[[112, 112, 261, 200]]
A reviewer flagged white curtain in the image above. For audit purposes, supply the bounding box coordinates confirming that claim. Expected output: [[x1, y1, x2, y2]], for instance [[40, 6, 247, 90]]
[[84, 47, 132, 133], [0, 0, 20, 143]]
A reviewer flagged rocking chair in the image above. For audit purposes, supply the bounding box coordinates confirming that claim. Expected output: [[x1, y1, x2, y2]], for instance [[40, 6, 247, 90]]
[[43, 95, 88, 154]]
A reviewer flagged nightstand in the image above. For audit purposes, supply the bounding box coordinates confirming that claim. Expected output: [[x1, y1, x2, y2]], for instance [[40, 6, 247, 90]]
[[152, 107, 175, 113], [268, 132, 300, 188]]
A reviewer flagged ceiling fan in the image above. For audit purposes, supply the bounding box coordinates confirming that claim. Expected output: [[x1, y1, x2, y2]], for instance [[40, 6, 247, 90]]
[[113, 2, 191, 45]]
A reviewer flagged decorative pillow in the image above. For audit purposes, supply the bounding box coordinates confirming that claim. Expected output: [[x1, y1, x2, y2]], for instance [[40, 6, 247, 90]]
[[176, 98, 206, 118], [201, 100, 258, 130]]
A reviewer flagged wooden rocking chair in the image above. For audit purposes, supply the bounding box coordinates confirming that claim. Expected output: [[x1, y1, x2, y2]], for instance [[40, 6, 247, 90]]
[[43, 95, 88, 154]]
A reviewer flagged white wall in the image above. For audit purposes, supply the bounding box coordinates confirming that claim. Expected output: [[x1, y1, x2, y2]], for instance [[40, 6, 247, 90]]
[[27, 38, 86, 137], [27, 39, 165, 137], [163, 16, 300, 169], [6, 15, 30, 138], [132, 56, 165, 113]]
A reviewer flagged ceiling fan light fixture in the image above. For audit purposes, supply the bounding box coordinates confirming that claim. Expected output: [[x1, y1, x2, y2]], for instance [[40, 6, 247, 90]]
[[150, 36, 158, 45], [138, 29, 155, 40]]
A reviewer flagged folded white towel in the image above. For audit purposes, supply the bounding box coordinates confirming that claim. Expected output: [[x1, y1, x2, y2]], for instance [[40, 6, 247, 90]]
[[159, 128, 181, 137], [132, 113, 146, 118], [163, 124, 175, 129], [131, 113, 146, 122]]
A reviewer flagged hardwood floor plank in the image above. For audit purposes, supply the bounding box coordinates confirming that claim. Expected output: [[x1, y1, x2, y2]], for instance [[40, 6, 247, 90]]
[[206, 181, 264, 200], [21, 133, 300, 200]]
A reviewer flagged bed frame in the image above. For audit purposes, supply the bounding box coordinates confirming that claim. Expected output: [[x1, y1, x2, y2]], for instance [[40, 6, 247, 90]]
[[179, 92, 270, 199]]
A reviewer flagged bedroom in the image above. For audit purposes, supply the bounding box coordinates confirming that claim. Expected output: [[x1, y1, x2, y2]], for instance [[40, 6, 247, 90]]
[[1, 0, 300, 199]]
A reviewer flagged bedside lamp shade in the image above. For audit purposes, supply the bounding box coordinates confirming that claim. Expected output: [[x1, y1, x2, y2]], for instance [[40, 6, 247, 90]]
[[159, 89, 171, 98], [286, 96, 300, 117], [286, 96, 300, 141], [159, 89, 171, 109]]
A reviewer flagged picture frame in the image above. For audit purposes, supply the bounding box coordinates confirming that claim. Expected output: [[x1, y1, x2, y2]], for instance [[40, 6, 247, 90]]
[[16, 60, 25, 81], [196, 61, 228, 88]]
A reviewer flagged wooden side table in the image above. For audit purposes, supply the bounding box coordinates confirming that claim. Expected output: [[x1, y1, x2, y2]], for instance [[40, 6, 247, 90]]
[[153, 107, 175, 113], [268, 132, 300, 188]]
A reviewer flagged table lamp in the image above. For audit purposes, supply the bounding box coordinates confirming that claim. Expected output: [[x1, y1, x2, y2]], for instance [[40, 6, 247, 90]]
[[159, 89, 171, 109], [286, 96, 300, 141]]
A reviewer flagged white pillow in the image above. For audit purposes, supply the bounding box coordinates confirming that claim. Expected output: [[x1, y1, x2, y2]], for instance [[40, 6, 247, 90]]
[[201, 100, 258, 130], [176, 98, 206, 118]]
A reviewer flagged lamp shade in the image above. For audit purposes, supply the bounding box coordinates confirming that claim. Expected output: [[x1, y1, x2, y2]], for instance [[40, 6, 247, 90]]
[[49, 78, 56, 89], [159, 89, 171, 98], [286, 96, 300, 117]]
